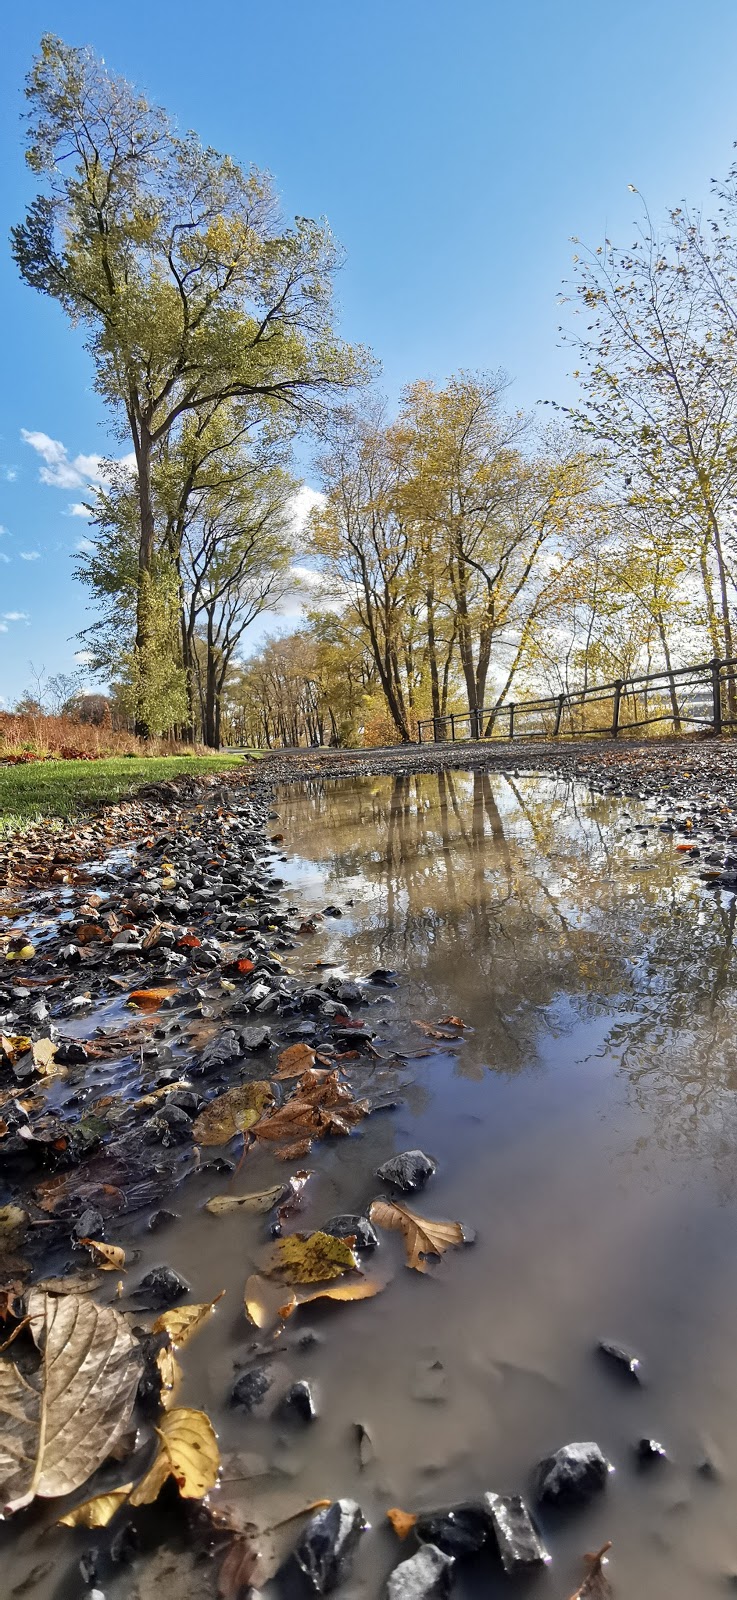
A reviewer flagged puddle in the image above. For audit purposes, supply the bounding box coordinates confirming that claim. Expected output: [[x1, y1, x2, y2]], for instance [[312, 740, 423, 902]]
[[5, 769, 737, 1597]]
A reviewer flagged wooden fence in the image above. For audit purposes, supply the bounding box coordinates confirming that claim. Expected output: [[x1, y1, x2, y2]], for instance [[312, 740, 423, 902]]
[[416, 657, 737, 745]]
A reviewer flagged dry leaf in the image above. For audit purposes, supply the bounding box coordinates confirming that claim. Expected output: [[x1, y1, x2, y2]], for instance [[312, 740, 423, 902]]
[[128, 1406, 219, 1505], [411, 1019, 460, 1040], [245, 1271, 383, 1331], [75, 923, 108, 945], [387, 1507, 417, 1539], [31, 1039, 57, 1074], [127, 986, 178, 1012], [205, 1184, 287, 1216], [0, 1288, 142, 1510], [368, 1198, 464, 1273], [568, 1542, 613, 1599], [259, 1230, 358, 1285], [274, 1043, 316, 1078], [218, 1532, 260, 1597], [1, 1035, 32, 1067], [155, 1342, 183, 1410], [438, 1015, 467, 1029], [79, 1238, 126, 1272], [193, 1082, 274, 1145], [152, 1291, 225, 1347], [58, 1485, 133, 1528]]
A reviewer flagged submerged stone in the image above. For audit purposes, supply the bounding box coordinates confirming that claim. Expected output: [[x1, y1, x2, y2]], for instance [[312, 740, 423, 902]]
[[636, 1437, 667, 1465], [231, 1366, 273, 1411], [294, 1498, 364, 1593], [415, 1502, 489, 1557], [536, 1441, 611, 1504], [282, 1379, 318, 1421], [597, 1338, 642, 1380], [376, 1149, 436, 1192], [137, 1265, 190, 1307], [483, 1493, 550, 1573], [323, 1213, 379, 1250], [387, 1543, 455, 1600]]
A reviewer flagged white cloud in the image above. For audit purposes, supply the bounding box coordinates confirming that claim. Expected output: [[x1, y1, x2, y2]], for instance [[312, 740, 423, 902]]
[[0, 624, 7, 634], [20, 551, 41, 561], [0, 553, 10, 564], [75, 537, 95, 554], [68, 502, 92, 518], [3, 611, 29, 622], [289, 485, 325, 541], [0, 467, 17, 483], [0, 525, 8, 536], [74, 650, 94, 665], [21, 430, 136, 491]]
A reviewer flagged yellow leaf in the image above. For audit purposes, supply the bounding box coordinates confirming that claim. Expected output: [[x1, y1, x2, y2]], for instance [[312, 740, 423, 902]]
[[368, 1198, 464, 1273], [6, 945, 35, 962], [127, 986, 178, 1012], [259, 1230, 358, 1285], [59, 1485, 133, 1528], [128, 1407, 219, 1504], [32, 1039, 57, 1074], [1, 1035, 32, 1067], [193, 1082, 273, 1145], [79, 1239, 126, 1272], [205, 1184, 286, 1216], [152, 1291, 225, 1347], [156, 1344, 182, 1410], [244, 1271, 383, 1331]]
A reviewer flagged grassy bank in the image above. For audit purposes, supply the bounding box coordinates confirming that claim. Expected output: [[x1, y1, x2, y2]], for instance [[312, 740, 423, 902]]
[[0, 754, 246, 831]]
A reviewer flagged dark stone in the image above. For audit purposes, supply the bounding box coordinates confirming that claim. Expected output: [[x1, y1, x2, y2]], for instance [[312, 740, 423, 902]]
[[387, 1544, 455, 1600], [536, 1441, 611, 1504], [282, 1379, 318, 1421], [483, 1493, 550, 1574], [195, 1029, 244, 1074], [79, 1547, 99, 1585], [323, 905, 343, 918], [323, 1214, 379, 1251], [231, 1366, 273, 1411], [636, 1438, 667, 1465], [110, 1520, 139, 1565], [294, 1498, 364, 1594], [72, 1207, 104, 1243], [376, 1149, 436, 1192], [136, 1265, 190, 1307], [239, 1025, 272, 1052], [147, 1209, 179, 1232], [416, 1502, 489, 1557], [55, 1041, 89, 1065], [598, 1338, 642, 1380], [368, 968, 398, 987]]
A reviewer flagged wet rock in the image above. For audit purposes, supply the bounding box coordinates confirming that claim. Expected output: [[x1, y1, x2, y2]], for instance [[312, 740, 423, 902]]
[[636, 1437, 667, 1465], [231, 1366, 273, 1411], [144, 1105, 192, 1145], [54, 1041, 89, 1065], [387, 1543, 455, 1600], [239, 1025, 272, 1052], [294, 1498, 364, 1593], [598, 1338, 642, 1380], [72, 1207, 104, 1243], [147, 1209, 179, 1232], [323, 905, 343, 918], [536, 1441, 611, 1505], [483, 1493, 550, 1573], [376, 1149, 436, 1192], [282, 1379, 318, 1421], [323, 1214, 379, 1251], [137, 1265, 190, 1307], [368, 967, 398, 986], [416, 1502, 489, 1557]]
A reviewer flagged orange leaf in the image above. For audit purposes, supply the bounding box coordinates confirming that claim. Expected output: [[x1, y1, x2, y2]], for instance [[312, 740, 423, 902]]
[[75, 923, 108, 945], [128, 986, 178, 1012], [387, 1508, 417, 1539], [275, 1043, 316, 1078]]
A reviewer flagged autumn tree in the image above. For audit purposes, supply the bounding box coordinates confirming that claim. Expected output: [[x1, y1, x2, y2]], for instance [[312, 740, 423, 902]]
[[13, 35, 366, 733]]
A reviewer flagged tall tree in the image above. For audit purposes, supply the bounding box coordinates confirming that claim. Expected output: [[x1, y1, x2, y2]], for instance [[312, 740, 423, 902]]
[[12, 35, 365, 732]]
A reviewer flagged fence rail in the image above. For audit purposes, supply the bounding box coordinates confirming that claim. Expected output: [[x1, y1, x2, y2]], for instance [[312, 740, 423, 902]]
[[416, 656, 737, 745]]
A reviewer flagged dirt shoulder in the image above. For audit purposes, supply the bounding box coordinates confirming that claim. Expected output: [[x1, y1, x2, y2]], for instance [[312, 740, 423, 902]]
[[244, 734, 737, 807]]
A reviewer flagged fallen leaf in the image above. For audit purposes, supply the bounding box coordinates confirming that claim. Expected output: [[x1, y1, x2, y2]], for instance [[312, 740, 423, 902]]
[[152, 1291, 225, 1347], [205, 1184, 287, 1216], [0, 1205, 29, 1251], [274, 1043, 316, 1079], [193, 1082, 274, 1146], [438, 1015, 468, 1029], [31, 1039, 57, 1074], [368, 1198, 464, 1273], [1, 1034, 32, 1067], [411, 1019, 461, 1040], [568, 1542, 613, 1599], [275, 1138, 313, 1161], [244, 1272, 383, 1331], [155, 1341, 183, 1409], [260, 1230, 358, 1285], [177, 934, 202, 950], [387, 1507, 417, 1539], [58, 1485, 133, 1528], [6, 943, 35, 962], [129, 1407, 219, 1504], [127, 986, 178, 1012], [75, 923, 108, 945], [218, 1532, 260, 1597], [0, 1289, 142, 1510], [79, 1239, 126, 1272]]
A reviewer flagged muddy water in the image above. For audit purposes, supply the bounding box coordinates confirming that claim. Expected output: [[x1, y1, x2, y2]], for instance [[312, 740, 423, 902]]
[[8, 768, 737, 1599]]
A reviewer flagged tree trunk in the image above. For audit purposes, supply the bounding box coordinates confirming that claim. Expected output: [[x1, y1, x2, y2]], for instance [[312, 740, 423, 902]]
[[134, 425, 156, 738], [426, 587, 441, 720]]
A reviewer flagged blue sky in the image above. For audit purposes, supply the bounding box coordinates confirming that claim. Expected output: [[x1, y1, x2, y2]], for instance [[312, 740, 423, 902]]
[[2, 0, 737, 706]]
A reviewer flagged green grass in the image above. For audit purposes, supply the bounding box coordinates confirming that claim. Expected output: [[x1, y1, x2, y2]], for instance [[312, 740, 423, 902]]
[[0, 754, 249, 833]]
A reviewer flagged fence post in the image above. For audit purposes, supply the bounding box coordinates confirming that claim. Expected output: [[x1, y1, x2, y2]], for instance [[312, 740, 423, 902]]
[[418, 722, 424, 745], [554, 692, 565, 736], [450, 713, 456, 742], [611, 680, 623, 739], [433, 717, 439, 744], [509, 702, 515, 739], [711, 657, 723, 735]]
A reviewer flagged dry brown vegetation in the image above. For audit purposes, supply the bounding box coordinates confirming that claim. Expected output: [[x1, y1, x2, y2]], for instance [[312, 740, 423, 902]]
[[0, 710, 205, 763]]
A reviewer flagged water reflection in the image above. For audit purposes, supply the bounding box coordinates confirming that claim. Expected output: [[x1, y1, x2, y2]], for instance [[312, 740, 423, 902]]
[[277, 770, 737, 1168]]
